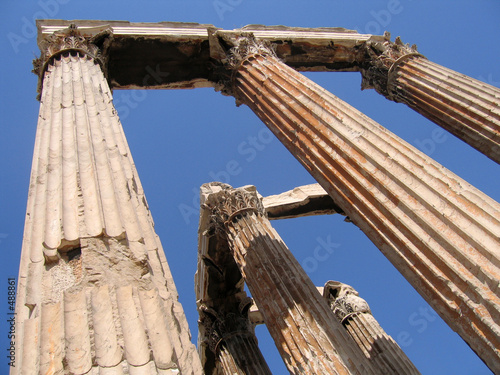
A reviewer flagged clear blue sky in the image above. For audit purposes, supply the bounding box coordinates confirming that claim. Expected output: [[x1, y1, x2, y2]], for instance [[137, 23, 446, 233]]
[[1, 1, 499, 374]]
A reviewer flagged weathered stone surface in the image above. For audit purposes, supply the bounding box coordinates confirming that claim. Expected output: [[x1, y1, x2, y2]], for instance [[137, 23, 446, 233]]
[[21, 318, 39, 374], [197, 182, 271, 375], [64, 289, 92, 374], [324, 281, 421, 374], [199, 304, 271, 375], [91, 285, 122, 368], [39, 302, 64, 374], [262, 183, 343, 219], [138, 288, 177, 370], [202, 183, 376, 375], [36, 20, 386, 91], [224, 36, 500, 372], [361, 37, 500, 164], [13, 26, 201, 375], [16, 19, 500, 374]]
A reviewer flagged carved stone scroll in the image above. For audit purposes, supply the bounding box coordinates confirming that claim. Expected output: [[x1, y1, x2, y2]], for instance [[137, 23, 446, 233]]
[[32, 24, 113, 98], [362, 37, 500, 164]]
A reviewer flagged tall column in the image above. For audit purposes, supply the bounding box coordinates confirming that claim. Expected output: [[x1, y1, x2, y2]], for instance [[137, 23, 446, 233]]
[[14, 25, 202, 374], [361, 37, 500, 164], [202, 183, 376, 375], [323, 281, 420, 374], [217, 35, 500, 372], [197, 183, 271, 375]]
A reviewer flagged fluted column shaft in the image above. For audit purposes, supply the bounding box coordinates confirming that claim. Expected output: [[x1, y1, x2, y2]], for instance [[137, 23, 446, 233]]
[[205, 185, 376, 375], [220, 334, 271, 375], [200, 305, 272, 375], [324, 281, 420, 374], [347, 314, 420, 374], [14, 27, 202, 375], [226, 41, 500, 372], [362, 40, 500, 163]]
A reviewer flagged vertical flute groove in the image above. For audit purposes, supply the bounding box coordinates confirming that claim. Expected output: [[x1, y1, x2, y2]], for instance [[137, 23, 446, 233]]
[[363, 42, 500, 163], [204, 184, 376, 375], [324, 281, 420, 374], [16, 25, 203, 373], [228, 46, 500, 372]]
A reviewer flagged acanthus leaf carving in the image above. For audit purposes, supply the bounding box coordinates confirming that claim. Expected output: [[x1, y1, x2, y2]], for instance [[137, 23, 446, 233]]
[[323, 281, 371, 323], [208, 31, 279, 102], [202, 184, 266, 236], [33, 23, 113, 99], [199, 303, 253, 355], [361, 36, 425, 101]]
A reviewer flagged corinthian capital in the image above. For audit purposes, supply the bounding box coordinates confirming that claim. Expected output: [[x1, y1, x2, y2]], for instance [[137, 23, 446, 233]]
[[208, 30, 278, 98], [33, 24, 113, 97], [226, 34, 277, 69], [202, 183, 266, 233], [323, 281, 371, 323], [199, 301, 253, 354], [361, 36, 425, 100]]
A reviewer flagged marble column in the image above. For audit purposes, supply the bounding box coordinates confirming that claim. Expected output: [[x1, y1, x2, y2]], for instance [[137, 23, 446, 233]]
[[14, 25, 202, 375], [202, 183, 376, 375], [361, 37, 500, 164], [197, 184, 272, 375], [218, 35, 500, 372], [323, 281, 420, 374]]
